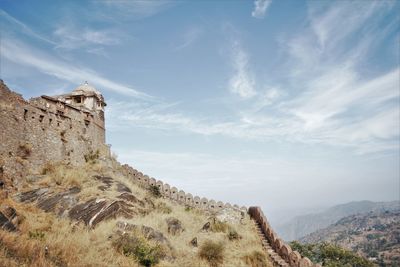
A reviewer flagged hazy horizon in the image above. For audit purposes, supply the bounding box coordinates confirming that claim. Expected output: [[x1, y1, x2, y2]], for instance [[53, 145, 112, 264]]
[[1, 0, 399, 225]]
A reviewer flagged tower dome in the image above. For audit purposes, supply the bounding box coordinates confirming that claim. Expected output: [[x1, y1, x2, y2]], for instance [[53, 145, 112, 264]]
[[73, 81, 100, 95]]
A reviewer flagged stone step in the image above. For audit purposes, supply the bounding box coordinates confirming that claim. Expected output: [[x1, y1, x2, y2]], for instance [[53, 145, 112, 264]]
[[252, 219, 290, 267]]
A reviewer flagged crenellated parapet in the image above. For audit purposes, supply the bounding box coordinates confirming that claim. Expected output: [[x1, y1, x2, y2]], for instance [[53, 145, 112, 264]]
[[120, 164, 247, 213]]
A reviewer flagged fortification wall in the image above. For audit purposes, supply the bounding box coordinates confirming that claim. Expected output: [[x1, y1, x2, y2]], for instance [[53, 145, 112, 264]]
[[0, 81, 108, 186], [121, 164, 247, 213], [249, 207, 321, 267]]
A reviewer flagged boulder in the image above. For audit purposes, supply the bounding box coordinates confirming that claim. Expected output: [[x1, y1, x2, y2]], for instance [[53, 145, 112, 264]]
[[0, 211, 16, 231], [201, 222, 211, 231], [190, 237, 198, 247], [166, 217, 184, 235], [216, 207, 243, 224]]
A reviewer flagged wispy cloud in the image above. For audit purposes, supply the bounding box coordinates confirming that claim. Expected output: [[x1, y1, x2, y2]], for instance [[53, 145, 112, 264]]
[[1, 38, 152, 99], [229, 40, 257, 98], [53, 24, 120, 50], [97, 0, 174, 20], [0, 9, 56, 45], [251, 0, 272, 19], [174, 26, 203, 50]]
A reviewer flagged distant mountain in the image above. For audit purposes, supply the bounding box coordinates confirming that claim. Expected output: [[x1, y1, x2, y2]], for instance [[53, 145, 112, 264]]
[[276, 200, 400, 241], [299, 209, 400, 267]]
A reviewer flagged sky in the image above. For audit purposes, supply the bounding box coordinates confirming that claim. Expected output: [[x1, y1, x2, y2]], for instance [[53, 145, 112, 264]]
[[1, 0, 399, 225]]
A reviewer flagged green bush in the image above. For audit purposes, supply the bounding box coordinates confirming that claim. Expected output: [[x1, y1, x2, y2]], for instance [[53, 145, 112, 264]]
[[184, 206, 193, 212], [113, 235, 165, 267], [199, 240, 224, 267], [28, 230, 45, 241], [290, 241, 374, 267]]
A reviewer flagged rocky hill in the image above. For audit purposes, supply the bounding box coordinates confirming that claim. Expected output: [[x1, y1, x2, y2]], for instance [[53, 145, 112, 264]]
[[0, 155, 273, 267], [299, 209, 400, 266], [276, 201, 400, 241]]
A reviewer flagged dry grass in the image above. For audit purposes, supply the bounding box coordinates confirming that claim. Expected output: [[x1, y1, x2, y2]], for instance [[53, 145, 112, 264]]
[[199, 240, 225, 267], [243, 251, 272, 267], [0, 198, 135, 267], [39, 163, 89, 189]]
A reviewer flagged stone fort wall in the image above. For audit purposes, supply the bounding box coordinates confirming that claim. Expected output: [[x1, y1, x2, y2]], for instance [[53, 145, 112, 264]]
[[0, 81, 109, 186], [121, 164, 247, 212]]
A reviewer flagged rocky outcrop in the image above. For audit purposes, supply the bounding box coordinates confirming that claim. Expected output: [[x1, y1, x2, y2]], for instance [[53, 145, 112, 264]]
[[14, 176, 156, 228]]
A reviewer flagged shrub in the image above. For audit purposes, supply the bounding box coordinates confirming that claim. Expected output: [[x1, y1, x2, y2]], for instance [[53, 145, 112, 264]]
[[149, 185, 161, 198], [227, 229, 241, 241], [184, 206, 192, 212], [199, 240, 224, 267], [113, 235, 165, 267], [290, 241, 374, 267], [84, 150, 99, 164], [28, 230, 45, 241], [243, 251, 269, 267]]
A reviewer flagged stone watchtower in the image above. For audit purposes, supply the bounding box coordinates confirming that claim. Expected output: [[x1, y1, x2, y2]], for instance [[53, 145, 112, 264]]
[[59, 82, 107, 129]]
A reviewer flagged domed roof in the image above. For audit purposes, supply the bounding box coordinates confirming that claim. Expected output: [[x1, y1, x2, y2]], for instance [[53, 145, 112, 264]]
[[73, 81, 100, 95]]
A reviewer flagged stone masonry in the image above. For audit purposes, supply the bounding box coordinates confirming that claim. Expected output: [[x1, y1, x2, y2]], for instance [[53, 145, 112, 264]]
[[0, 80, 109, 186]]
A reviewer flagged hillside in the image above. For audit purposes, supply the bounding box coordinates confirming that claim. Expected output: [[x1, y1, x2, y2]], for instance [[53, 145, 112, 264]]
[[275, 201, 400, 241], [299, 209, 400, 266], [0, 155, 273, 267]]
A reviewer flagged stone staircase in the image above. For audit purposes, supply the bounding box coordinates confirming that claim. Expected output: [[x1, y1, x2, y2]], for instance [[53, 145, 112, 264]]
[[253, 220, 290, 267]]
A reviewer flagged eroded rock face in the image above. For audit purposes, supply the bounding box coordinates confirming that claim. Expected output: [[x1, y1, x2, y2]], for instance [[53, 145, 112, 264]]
[[16, 188, 49, 203], [38, 187, 80, 212], [116, 182, 131, 193], [116, 221, 171, 247], [13, 175, 159, 228]]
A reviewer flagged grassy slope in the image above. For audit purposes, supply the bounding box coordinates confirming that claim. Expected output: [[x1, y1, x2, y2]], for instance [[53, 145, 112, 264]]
[[0, 156, 272, 267]]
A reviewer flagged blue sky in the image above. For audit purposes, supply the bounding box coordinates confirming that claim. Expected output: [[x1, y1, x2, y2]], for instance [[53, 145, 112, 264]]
[[1, 0, 399, 224]]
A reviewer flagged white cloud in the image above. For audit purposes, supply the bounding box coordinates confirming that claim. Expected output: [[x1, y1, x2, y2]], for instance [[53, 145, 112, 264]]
[[229, 41, 257, 98], [251, 0, 272, 19], [1, 38, 152, 99]]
